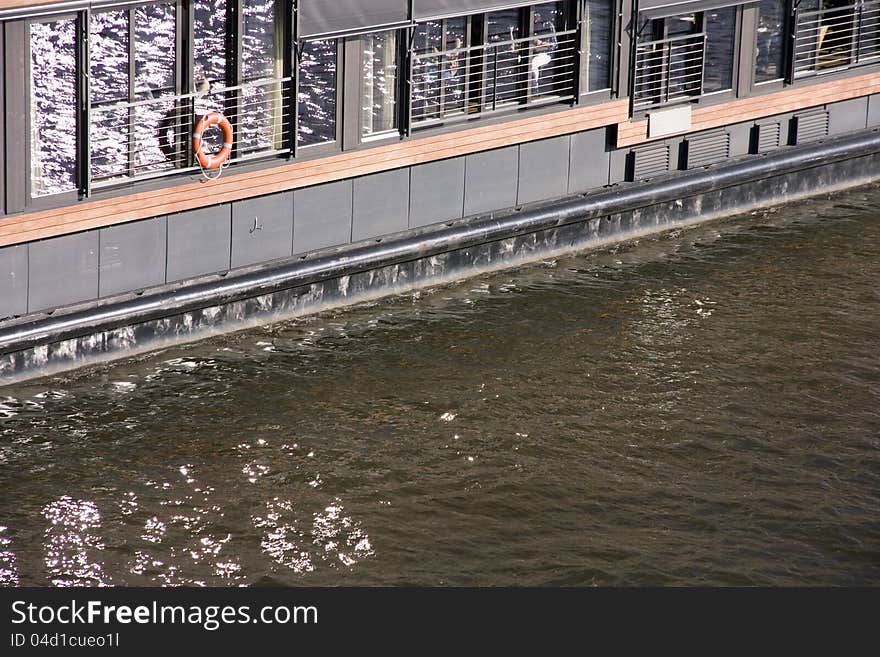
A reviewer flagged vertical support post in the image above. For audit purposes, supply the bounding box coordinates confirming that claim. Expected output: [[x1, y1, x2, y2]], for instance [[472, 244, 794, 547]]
[[181, 0, 193, 168], [788, 5, 800, 81], [404, 26, 415, 137], [288, 0, 299, 159], [77, 9, 91, 198]]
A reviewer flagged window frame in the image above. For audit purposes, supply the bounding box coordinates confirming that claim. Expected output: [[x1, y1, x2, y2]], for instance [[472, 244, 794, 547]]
[[25, 11, 83, 209]]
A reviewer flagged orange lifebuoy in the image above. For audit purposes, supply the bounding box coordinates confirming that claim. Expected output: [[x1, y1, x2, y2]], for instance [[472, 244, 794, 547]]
[[192, 111, 233, 170]]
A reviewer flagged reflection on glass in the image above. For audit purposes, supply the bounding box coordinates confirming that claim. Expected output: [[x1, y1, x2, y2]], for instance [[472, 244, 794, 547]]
[[135, 3, 177, 174], [412, 18, 471, 123], [90, 11, 129, 180], [298, 40, 338, 147], [795, 0, 857, 75], [586, 0, 613, 92], [193, 0, 227, 90], [29, 19, 77, 197], [756, 0, 786, 82], [362, 31, 399, 137], [486, 9, 522, 106], [242, 0, 279, 81], [241, 0, 283, 154], [530, 1, 564, 96], [704, 7, 736, 93]]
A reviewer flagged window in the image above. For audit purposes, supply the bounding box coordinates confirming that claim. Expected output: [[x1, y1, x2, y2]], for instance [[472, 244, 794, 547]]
[[633, 4, 741, 110], [633, 13, 704, 109], [585, 0, 614, 92], [411, 17, 471, 123], [361, 30, 400, 137], [755, 0, 787, 83], [298, 39, 339, 147], [240, 0, 285, 154], [793, 0, 880, 77], [29, 17, 78, 198], [703, 7, 737, 93], [410, 2, 577, 128], [89, 3, 178, 183]]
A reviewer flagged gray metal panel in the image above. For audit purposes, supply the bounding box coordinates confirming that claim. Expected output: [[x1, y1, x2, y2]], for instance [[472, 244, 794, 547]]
[[300, 0, 409, 37], [868, 94, 880, 128], [293, 180, 353, 254], [569, 128, 610, 193], [28, 231, 98, 313], [99, 216, 167, 297], [828, 97, 869, 136], [5, 21, 26, 214], [0, 245, 27, 319], [409, 157, 466, 228], [413, 0, 533, 19], [728, 121, 752, 156], [517, 136, 571, 205], [166, 204, 232, 283], [608, 147, 628, 184], [231, 192, 294, 268], [352, 169, 410, 242], [463, 146, 519, 216]]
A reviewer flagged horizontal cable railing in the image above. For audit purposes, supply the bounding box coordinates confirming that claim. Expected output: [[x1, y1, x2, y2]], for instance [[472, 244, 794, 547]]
[[632, 33, 706, 110], [89, 76, 292, 187], [410, 29, 578, 127], [794, 1, 880, 77]]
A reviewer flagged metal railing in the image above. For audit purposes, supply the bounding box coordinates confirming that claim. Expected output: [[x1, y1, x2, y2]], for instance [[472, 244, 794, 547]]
[[632, 33, 706, 110], [794, 1, 880, 77], [89, 76, 292, 187], [410, 28, 578, 127]]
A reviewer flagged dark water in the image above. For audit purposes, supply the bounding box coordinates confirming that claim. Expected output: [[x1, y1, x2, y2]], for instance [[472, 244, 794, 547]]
[[2, 187, 879, 587]]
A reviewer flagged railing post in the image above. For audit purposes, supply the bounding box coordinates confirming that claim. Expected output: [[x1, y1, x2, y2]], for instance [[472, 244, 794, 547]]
[[855, 1, 864, 64], [492, 46, 499, 111], [789, 5, 801, 81]]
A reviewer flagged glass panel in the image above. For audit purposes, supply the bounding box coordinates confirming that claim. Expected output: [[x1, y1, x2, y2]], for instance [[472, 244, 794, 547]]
[[666, 13, 699, 35], [298, 39, 338, 147], [860, 0, 880, 61], [134, 3, 177, 174], [241, 0, 283, 154], [29, 18, 77, 197], [585, 0, 613, 92], [443, 18, 468, 114], [362, 31, 399, 137], [487, 9, 523, 106], [135, 3, 176, 96], [90, 11, 130, 180], [530, 1, 565, 97], [193, 0, 227, 90], [703, 7, 736, 93], [413, 21, 443, 121], [242, 0, 279, 81], [755, 0, 786, 82], [90, 11, 129, 104]]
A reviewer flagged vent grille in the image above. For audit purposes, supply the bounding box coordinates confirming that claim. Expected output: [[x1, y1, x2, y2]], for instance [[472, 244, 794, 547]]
[[754, 120, 783, 153], [684, 130, 731, 169], [793, 110, 830, 144], [631, 143, 671, 181]]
